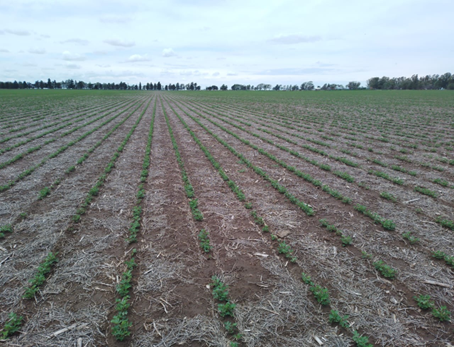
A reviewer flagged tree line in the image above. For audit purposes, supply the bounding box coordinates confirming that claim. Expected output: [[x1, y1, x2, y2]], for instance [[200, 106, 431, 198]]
[[367, 72, 454, 90], [1, 72, 453, 91], [0, 79, 201, 91]]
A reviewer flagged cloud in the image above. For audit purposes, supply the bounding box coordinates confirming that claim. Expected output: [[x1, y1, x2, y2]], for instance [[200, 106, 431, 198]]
[[227, 73, 237, 76], [28, 48, 46, 54], [0, 30, 4, 35], [62, 51, 85, 61], [104, 39, 135, 47], [212, 72, 220, 76], [60, 38, 89, 45], [0, 49, 9, 53], [268, 34, 321, 44], [256, 67, 334, 75], [100, 15, 132, 24], [65, 63, 81, 69], [23, 63, 37, 67], [40, 34, 50, 38], [162, 48, 177, 57], [5, 29, 31, 36], [126, 54, 150, 62], [96, 64, 111, 68]]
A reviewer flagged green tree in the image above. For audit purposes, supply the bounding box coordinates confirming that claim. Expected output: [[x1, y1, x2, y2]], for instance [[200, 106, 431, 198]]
[[347, 81, 361, 90]]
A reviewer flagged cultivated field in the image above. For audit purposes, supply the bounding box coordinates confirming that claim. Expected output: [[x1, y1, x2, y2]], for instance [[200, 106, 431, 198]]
[[0, 89, 453, 346]]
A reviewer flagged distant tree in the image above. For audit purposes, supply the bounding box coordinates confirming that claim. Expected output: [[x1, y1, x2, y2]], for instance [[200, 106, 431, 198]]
[[231, 84, 246, 90], [139, 82, 142, 90], [157, 82, 161, 90], [347, 81, 361, 90], [367, 77, 380, 89], [220, 84, 228, 91], [273, 84, 281, 91]]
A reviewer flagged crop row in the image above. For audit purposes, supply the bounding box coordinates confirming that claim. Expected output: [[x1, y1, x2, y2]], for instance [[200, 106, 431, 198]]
[[0, 100, 143, 192]]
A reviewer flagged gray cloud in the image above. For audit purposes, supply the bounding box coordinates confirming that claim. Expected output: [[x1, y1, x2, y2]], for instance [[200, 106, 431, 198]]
[[6, 29, 31, 36], [65, 63, 81, 69], [28, 48, 46, 54], [256, 67, 334, 75], [104, 39, 135, 47], [62, 51, 85, 61], [125, 54, 150, 62], [100, 15, 132, 24], [162, 48, 177, 57], [268, 34, 321, 44], [0, 49, 9, 53], [60, 38, 89, 45]]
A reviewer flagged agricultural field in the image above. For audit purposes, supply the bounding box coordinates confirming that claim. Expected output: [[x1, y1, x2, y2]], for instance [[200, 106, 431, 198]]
[[0, 89, 454, 346]]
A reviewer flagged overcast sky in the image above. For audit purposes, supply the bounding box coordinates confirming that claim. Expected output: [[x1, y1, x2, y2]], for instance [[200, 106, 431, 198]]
[[0, 0, 452, 87]]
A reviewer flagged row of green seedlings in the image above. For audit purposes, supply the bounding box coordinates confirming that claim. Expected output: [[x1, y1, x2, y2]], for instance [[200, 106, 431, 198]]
[[301, 272, 374, 347], [202, 102, 334, 149], [0, 100, 142, 193], [396, 154, 448, 173], [0, 98, 122, 145], [319, 219, 353, 247], [369, 163, 449, 200], [111, 250, 137, 341], [0, 97, 136, 172], [164, 103, 263, 255], [127, 99, 156, 243], [0, 102, 74, 126], [414, 294, 451, 322], [237, 101, 438, 152], [167, 101, 314, 216], [166, 100, 299, 262], [177, 101, 351, 206], [37, 101, 145, 200], [72, 99, 150, 222], [162, 102, 203, 220], [0, 98, 130, 155], [354, 204, 396, 231], [208, 102, 367, 170], [0, 139, 56, 170], [211, 276, 242, 346], [239, 107, 431, 177], [368, 158, 417, 176], [318, 219, 434, 295], [435, 216, 454, 231], [1, 252, 58, 338], [1, 108, 63, 132], [187, 101, 360, 171]]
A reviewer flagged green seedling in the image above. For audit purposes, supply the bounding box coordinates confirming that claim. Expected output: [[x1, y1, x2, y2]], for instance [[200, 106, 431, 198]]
[[432, 306, 451, 322], [198, 229, 212, 253], [352, 330, 373, 347], [38, 187, 50, 199], [224, 321, 237, 334], [341, 235, 352, 247], [414, 295, 434, 310], [2, 312, 23, 339], [310, 285, 330, 305], [329, 310, 349, 328], [402, 232, 419, 244], [373, 260, 396, 279], [218, 302, 236, 317]]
